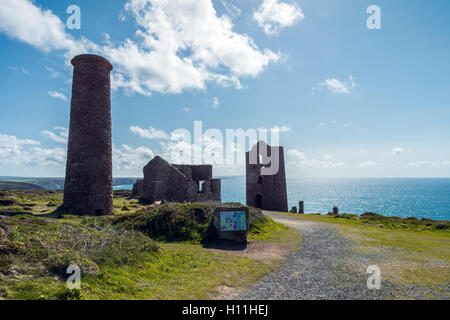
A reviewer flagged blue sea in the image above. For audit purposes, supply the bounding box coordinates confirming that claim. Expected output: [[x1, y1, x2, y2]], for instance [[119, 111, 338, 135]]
[[114, 177, 450, 221]]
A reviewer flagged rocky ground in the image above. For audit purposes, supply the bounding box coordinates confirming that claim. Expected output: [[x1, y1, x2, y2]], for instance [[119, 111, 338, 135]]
[[239, 211, 449, 300]]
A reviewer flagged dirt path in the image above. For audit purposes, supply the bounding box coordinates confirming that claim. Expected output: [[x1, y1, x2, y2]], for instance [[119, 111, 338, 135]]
[[238, 211, 432, 300]]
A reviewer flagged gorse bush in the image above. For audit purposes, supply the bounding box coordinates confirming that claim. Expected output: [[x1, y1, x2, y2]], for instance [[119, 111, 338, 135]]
[[113, 202, 269, 243], [5, 220, 158, 275], [113, 202, 215, 242]]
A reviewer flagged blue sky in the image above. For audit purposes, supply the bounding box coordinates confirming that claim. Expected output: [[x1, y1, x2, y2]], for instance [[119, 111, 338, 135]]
[[0, 0, 449, 178]]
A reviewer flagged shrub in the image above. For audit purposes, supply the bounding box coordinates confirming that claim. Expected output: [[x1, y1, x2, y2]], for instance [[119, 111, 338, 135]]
[[113, 202, 214, 242], [113, 202, 268, 243], [0, 198, 16, 206], [5, 222, 158, 275]]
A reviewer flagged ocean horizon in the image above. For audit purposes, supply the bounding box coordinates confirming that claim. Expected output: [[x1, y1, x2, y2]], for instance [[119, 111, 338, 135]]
[[115, 177, 450, 221]]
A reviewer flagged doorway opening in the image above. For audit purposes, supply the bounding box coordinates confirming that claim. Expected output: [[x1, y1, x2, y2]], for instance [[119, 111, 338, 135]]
[[254, 194, 263, 209]]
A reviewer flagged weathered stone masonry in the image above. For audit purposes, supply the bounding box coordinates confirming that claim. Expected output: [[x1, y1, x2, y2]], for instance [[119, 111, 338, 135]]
[[246, 141, 288, 212], [63, 54, 113, 216], [133, 156, 221, 203]]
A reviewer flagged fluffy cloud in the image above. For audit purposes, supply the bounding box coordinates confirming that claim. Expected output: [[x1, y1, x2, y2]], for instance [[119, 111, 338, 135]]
[[0, 133, 40, 159], [47, 90, 68, 101], [130, 126, 170, 140], [221, 0, 241, 18], [0, 132, 65, 166], [0, 0, 85, 57], [287, 149, 345, 169], [391, 147, 404, 156], [42, 127, 68, 144], [355, 161, 377, 168], [1, 130, 156, 172], [113, 144, 154, 171], [0, 0, 281, 96], [318, 75, 357, 95], [253, 0, 304, 35]]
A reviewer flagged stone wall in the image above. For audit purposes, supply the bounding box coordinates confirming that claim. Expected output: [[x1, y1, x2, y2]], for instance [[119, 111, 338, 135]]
[[245, 141, 288, 212], [133, 156, 221, 203]]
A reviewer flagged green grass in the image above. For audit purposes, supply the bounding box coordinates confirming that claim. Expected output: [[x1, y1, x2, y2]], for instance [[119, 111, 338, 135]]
[[1, 242, 277, 300], [0, 190, 63, 215], [249, 216, 301, 249], [278, 212, 450, 291], [0, 191, 302, 300]]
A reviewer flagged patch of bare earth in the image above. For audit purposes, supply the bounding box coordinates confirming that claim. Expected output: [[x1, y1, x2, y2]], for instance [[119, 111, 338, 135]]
[[205, 240, 290, 264], [206, 240, 292, 300]]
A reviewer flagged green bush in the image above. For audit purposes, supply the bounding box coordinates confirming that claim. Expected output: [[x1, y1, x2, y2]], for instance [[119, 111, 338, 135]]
[[113, 202, 269, 243], [3, 218, 158, 275], [113, 202, 214, 242]]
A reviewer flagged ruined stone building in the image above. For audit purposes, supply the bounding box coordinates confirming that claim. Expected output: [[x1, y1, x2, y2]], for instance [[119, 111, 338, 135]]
[[132, 156, 221, 203], [246, 141, 288, 212], [63, 54, 113, 215]]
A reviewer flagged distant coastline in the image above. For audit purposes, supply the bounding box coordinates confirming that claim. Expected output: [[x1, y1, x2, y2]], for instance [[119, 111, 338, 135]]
[[1, 176, 449, 221]]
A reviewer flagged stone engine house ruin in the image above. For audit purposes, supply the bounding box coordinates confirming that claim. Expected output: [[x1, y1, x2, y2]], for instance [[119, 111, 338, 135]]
[[246, 141, 288, 212], [132, 156, 221, 203]]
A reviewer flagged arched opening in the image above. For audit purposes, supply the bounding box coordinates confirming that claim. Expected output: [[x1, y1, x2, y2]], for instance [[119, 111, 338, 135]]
[[254, 194, 263, 209], [257, 176, 263, 185]]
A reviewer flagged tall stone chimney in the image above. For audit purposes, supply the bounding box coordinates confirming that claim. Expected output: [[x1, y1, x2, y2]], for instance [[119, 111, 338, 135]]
[[63, 54, 113, 215]]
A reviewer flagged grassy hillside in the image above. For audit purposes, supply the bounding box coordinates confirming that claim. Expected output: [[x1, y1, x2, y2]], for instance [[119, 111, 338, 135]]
[[0, 190, 301, 300], [0, 177, 138, 191], [0, 181, 45, 191]]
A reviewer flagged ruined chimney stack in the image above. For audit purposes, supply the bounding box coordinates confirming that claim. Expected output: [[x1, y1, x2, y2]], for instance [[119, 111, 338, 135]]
[[63, 54, 113, 215]]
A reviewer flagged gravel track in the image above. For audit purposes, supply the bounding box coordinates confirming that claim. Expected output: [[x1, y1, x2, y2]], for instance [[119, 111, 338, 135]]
[[239, 211, 447, 300]]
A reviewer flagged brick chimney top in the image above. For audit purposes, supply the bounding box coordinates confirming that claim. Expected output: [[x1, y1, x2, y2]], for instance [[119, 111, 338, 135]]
[[71, 54, 113, 71]]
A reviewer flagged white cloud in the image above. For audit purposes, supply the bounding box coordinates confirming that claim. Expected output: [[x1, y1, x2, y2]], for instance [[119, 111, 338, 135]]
[[391, 147, 404, 156], [287, 149, 345, 169], [47, 90, 68, 101], [270, 125, 291, 133], [0, 133, 40, 159], [356, 161, 377, 168], [160, 133, 224, 165], [181, 107, 190, 112], [26, 147, 66, 166], [111, 0, 281, 94], [0, 0, 281, 96], [0, 0, 85, 57], [0, 132, 66, 167], [130, 126, 170, 140], [9, 65, 30, 75], [211, 97, 220, 108], [406, 160, 450, 169], [113, 144, 154, 171], [44, 66, 60, 78], [221, 0, 241, 18], [318, 75, 357, 95], [0, 130, 156, 173], [253, 0, 304, 35], [42, 127, 68, 144]]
